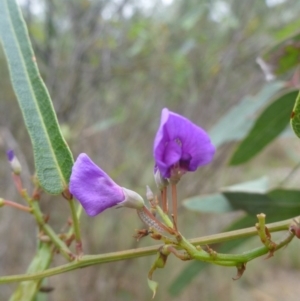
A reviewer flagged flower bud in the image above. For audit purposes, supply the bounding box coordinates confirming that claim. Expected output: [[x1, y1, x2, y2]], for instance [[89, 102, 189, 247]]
[[146, 185, 154, 202], [6, 150, 22, 174], [154, 168, 169, 190]]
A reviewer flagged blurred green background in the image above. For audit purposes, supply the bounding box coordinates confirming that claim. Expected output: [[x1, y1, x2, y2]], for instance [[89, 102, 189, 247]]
[[1, 0, 300, 300]]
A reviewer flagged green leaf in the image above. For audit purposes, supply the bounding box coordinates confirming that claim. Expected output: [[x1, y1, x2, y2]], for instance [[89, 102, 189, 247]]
[[9, 243, 53, 301], [0, 0, 73, 194], [184, 176, 300, 221], [224, 188, 300, 220], [147, 278, 158, 299], [229, 90, 298, 165], [290, 90, 300, 138], [183, 177, 269, 213], [274, 20, 300, 41], [260, 31, 300, 76], [223, 176, 269, 193], [183, 193, 233, 213], [209, 81, 286, 148]]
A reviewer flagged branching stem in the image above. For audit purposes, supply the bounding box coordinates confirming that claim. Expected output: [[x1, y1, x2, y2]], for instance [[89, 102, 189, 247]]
[[22, 190, 74, 261], [0, 216, 294, 284], [2, 199, 31, 212], [68, 198, 83, 256]]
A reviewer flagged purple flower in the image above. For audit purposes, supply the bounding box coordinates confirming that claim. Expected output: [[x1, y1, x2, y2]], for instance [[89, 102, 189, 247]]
[[69, 153, 144, 216], [153, 108, 215, 179]]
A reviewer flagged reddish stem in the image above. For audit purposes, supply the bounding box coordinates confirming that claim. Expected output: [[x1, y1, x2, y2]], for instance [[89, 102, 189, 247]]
[[161, 187, 168, 213], [76, 241, 83, 257], [12, 173, 24, 196], [171, 183, 178, 225], [65, 233, 75, 247], [3, 200, 32, 212]]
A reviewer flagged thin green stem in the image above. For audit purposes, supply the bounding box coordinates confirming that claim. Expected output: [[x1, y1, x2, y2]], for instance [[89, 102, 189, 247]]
[[180, 231, 294, 266], [188, 219, 287, 245], [22, 190, 74, 261], [30, 201, 74, 261], [0, 217, 294, 284], [155, 204, 174, 228], [68, 199, 83, 255], [157, 204, 294, 265]]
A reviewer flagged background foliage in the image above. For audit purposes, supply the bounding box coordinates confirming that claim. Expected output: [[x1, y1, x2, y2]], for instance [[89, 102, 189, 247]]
[[1, 0, 300, 300]]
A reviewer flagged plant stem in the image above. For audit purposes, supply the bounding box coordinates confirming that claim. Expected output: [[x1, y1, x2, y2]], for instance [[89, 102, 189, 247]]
[[161, 187, 167, 213], [0, 217, 294, 284], [12, 173, 23, 195], [155, 205, 174, 228], [22, 190, 74, 261], [171, 183, 177, 225], [2, 199, 32, 212], [30, 201, 74, 261], [157, 205, 294, 265], [179, 230, 294, 266], [68, 199, 83, 256]]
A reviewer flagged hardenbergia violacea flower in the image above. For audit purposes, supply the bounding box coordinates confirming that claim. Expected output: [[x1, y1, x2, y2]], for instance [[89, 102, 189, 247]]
[[153, 108, 215, 181], [69, 153, 145, 216], [153, 108, 215, 220]]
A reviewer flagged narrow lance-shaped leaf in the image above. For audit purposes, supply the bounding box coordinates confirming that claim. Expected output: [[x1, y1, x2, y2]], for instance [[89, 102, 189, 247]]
[[183, 177, 269, 214], [0, 0, 73, 194], [183, 193, 233, 213], [290, 90, 300, 138], [9, 242, 53, 301], [209, 81, 286, 148], [223, 189, 300, 219], [230, 90, 297, 165]]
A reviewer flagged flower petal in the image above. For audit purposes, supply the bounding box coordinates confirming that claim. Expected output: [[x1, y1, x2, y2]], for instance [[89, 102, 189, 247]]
[[156, 140, 182, 177], [69, 153, 124, 216], [179, 122, 215, 171], [153, 108, 215, 178]]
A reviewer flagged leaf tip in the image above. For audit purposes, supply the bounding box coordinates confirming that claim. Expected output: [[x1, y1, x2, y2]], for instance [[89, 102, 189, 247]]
[[147, 278, 158, 299]]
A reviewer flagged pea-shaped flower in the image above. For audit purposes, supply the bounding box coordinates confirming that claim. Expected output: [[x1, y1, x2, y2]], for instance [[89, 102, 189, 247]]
[[153, 108, 215, 180], [69, 153, 144, 216]]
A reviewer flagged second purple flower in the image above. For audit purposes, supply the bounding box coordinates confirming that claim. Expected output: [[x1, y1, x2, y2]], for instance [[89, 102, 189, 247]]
[[69, 153, 144, 216], [153, 108, 215, 179]]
